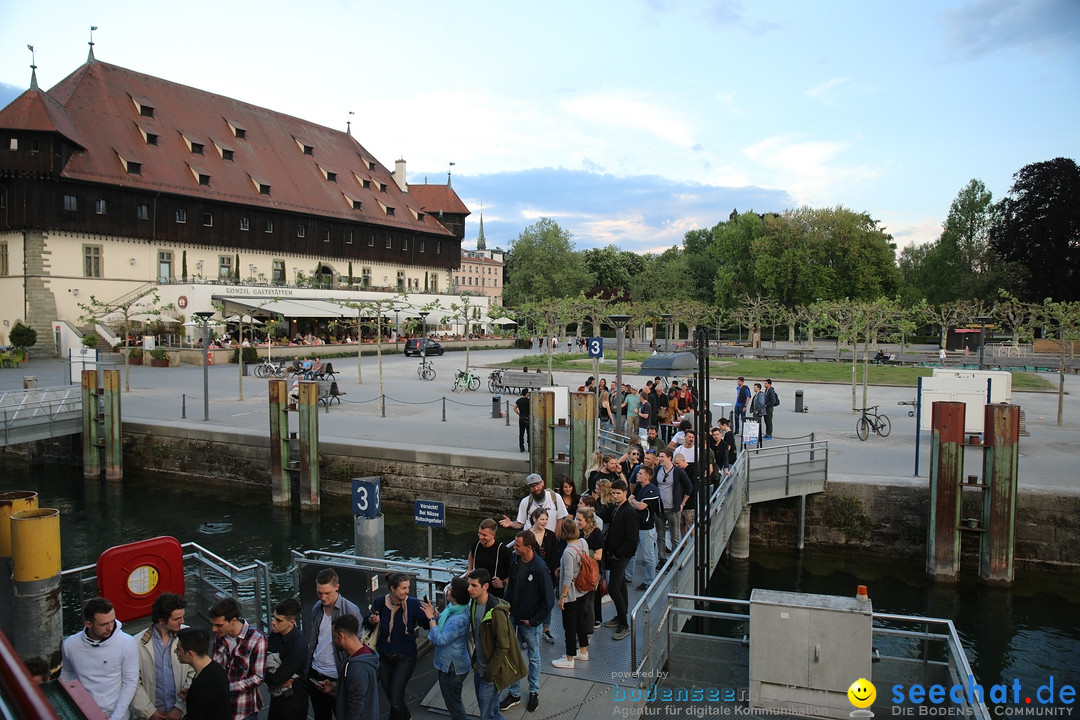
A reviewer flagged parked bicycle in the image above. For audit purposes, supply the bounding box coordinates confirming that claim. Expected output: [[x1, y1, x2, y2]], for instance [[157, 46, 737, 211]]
[[252, 359, 287, 379], [417, 359, 436, 381], [856, 405, 891, 441], [487, 368, 505, 393], [452, 368, 480, 394]]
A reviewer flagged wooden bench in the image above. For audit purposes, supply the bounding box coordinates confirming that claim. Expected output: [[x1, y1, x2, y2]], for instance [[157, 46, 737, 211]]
[[316, 380, 345, 407], [501, 371, 552, 393]]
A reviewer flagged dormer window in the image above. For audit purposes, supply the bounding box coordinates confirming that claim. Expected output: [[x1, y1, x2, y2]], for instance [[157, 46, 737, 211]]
[[226, 119, 247, 140], [259, 183, 270, 195], [131, 95, 155, 118], [140, 105, 154, 117], [222, 149, 234, 161], [249, 174, 271, 195], [127, 161, 142, 174], [326, 171, 337, 182], [191, 142, 204, 155]]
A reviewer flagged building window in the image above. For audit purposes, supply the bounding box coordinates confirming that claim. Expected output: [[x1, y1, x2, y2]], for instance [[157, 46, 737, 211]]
[[8, 138, 17, 151], [222, 148, 234, 161], [361, 267, 371, 287], [175, 209, 187, 224], [84, 245, 102, 277], [197, 174, 210, 186], [127, 161, 142, 174], [346, 230, 354, 244], [362, 179, 371, 189], [64, 195, 77, 211], [158, 251, 173, 283], [139, 104, 155, 118], [219, 256, 232, 278], [323, 229, 331, 243], [402, 237, 408, 250], [272, 260, 286, 284], [368, 161, 376, 171], [145, 133, 158, 146], [431, 275, 438, 292], [352, 199, 362, 210], [368, 234, 375, 247], [396, 271, 405, 291], [239, 217, 249, 231], [326, 171, 337, 182], [265, 220, 274, 234], [303, 145, 313, 155], [235, 128, 246, 139], [297, 224, 306, 238], [385, 236, 392, 249], [259, 183, 271, 195], [437, 242, 442, 254], [203, 212, 213, 227], [419, 240, 426, 253], [95, 199, 108, 215], [191, 142, 204, 155], [136, 204, 149, 220], [0, 242, 8, 276]]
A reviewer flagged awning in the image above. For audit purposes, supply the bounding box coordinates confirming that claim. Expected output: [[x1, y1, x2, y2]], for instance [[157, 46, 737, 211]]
[[636, 352, 698, 376], [214, 296, 357, 319]]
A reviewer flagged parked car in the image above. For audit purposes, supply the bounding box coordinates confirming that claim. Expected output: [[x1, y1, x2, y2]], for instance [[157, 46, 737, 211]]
[[404, 338, 444, 357]]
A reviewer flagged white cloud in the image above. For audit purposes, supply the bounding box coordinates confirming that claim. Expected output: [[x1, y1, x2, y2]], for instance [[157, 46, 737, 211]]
[[743, 133, 881, 205], [804, 77, 851, 105], [560, 93, 695, 148]]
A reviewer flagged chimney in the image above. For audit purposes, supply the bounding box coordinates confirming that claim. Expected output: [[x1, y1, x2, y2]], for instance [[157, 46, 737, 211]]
[[393, 158, 408, 192]]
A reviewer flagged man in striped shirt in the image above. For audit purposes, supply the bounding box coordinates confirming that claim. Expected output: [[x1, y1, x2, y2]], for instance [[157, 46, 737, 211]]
[[209, 597, 267, 720]]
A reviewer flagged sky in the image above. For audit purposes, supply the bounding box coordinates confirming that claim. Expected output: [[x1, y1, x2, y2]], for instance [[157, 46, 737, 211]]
[[1, 0, 1078, 256]]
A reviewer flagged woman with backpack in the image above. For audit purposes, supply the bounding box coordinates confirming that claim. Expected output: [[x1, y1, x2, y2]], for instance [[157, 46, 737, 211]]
[[551, 517, 595, 669]]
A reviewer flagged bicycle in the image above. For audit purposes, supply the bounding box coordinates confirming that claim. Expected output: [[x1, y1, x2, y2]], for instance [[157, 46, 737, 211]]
[[252, 359, 287, 379], [488, 369, 505, 393], [452, 369, 480, 394], [417, 359, 436, 381], [856, 405, 891, 441]]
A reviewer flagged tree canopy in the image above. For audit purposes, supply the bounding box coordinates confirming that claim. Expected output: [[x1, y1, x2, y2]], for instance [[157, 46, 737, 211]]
[[503, 218, 595, 306]]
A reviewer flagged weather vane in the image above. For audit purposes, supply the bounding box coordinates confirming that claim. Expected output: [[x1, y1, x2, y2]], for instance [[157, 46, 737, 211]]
[[347, 110, 354, 135]]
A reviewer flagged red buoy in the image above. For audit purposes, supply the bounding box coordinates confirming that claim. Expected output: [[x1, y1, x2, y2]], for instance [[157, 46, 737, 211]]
[[96, 536, 185, 621]]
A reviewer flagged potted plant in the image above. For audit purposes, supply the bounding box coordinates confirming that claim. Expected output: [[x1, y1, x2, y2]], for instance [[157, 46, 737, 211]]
[[9, 322, 36, 363], [149, 347, 169, 367], [129, 347, 144, 365], [81, 334, 99, 350]]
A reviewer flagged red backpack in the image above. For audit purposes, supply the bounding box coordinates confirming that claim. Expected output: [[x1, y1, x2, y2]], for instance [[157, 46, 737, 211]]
[[572, 543, 599, 592]]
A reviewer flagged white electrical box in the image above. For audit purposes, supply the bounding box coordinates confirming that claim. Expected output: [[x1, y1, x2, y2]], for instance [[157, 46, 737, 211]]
[[750, 589, 873, 719]]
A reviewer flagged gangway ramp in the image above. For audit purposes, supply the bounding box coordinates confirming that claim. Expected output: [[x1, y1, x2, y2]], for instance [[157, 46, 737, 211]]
[[0, 386, 82, 448]]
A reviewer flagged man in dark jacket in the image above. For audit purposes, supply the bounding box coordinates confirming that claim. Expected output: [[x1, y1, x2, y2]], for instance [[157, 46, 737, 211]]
[[330, 615, 380, 720], [266, 598, 308, 720], [467, 569, 525, 720], [598, 479, 640, 640], [653, 450, 694, 562], [501, 532, 554, 713], [763, 379, 779, 439]]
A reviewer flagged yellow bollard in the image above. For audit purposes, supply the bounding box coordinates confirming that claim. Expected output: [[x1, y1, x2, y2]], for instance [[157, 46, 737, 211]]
[[0, 491, 37, 640], [11, 508, 62, 661]]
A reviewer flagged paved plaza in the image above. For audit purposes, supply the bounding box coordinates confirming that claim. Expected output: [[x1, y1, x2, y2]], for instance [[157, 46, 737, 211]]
[[2, 345, 1077, 494]]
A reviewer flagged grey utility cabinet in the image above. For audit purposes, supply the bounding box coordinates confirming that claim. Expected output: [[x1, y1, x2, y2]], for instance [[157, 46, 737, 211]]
[[749, 589, 873, 719]]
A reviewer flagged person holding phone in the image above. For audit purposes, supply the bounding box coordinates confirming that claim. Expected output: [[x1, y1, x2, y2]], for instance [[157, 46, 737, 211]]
[[365, 573, 423, 720], [421, 579, 471, 720]]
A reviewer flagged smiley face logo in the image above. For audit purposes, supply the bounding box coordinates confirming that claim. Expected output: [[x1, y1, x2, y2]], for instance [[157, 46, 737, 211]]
[[847, 678, 876, 709]]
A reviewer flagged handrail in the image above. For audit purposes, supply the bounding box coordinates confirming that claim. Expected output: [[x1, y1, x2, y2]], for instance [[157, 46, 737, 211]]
[[0, 628, 59, 720]]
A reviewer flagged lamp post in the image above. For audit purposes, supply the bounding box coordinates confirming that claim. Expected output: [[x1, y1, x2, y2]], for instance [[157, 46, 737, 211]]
[[394, 308, 401, 351], [419, 311, 429, 339], [194, 311, 215, 421], [608, 314, 631, 434], [661, 313, 673, 353], [975, 315, 993, 370]]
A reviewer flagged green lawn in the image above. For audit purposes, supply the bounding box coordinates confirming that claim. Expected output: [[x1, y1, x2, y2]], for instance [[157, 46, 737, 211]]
[[504, 353, 1055, 391]]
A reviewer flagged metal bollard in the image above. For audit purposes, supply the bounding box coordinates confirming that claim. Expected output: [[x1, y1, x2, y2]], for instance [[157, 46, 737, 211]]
[[11, 507, 62, 661], [381, 394, 386, 418], [182, 393, 187, 419], [442, 396, 446, 422], [505, 400, 511, 426]]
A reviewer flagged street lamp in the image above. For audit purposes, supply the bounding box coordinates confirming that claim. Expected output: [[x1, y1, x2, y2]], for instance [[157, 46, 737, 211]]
[[418, 311, 429, 338], [394, 307, 401, 351], [194, 311, 215, 421], [607, 314, 631, 434], [660, 313, 673, 353], [974, 315, 994, 370]]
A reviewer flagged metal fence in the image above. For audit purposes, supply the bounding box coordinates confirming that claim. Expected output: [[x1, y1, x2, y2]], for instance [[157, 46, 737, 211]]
[[0, 386, 82, 447]]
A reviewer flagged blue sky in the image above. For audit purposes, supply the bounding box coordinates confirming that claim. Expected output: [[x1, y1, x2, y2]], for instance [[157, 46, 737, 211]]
[[2, 0, 1077, 256]]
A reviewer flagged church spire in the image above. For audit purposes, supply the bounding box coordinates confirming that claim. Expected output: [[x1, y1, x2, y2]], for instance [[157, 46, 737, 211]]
[[87, 25, 98, 63], [477, 210, 486, 251], [27, 45, 37, 90]]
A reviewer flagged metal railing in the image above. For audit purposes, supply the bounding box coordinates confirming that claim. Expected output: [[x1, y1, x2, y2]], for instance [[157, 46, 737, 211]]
[[745, 439, 829, 504], [656, 596, 989, 719], [290, 549, 465, 610], [0, 386, 83, 447]]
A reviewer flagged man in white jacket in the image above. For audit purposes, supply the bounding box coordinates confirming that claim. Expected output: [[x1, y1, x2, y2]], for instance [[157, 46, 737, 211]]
[[61, 597, 139, 720], [131, 592, 195, 720]]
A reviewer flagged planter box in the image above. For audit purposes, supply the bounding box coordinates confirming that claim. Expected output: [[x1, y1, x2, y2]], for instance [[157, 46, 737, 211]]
[[129, 356, 143, 366], [150, 358, 170, 367]]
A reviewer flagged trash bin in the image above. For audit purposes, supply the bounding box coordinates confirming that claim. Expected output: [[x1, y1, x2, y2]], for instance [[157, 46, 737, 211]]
[[23, 376, 37, 389], [794, 390, 804, 413], [492, 394, 502, 419]]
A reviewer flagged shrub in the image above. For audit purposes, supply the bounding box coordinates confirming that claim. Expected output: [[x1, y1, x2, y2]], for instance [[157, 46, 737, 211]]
[[82, 334, 99, 348], [149, 348, 168, 360], [9, 322, 37, 350], [231, 347, 260, 365]]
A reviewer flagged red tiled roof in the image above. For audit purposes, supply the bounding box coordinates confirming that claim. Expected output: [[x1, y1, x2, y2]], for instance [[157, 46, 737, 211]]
[[26, 60, 454, 237], [408, 183, 471, 216], [0, 88, 85, 148]]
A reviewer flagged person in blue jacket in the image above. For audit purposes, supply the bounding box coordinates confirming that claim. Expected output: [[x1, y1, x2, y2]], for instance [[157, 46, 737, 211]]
[[421, 578, 472, 720], [366, 572, 424, 720]]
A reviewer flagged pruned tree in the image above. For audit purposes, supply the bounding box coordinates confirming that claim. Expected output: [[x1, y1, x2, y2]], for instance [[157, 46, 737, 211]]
[[332, 292, 409, 410], [79, 288, 167, 392], [1035, 299, 1080, 426]]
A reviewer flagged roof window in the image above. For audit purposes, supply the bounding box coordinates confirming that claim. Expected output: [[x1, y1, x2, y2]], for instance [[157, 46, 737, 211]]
[[226, 119, 247, 140], [132, 95, 155, 118], [296, 138, 314, 155], [249, 174, 271, 195]]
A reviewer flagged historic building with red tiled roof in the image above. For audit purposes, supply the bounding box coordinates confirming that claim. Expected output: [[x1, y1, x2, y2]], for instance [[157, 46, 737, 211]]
[[0, 55, 475, 353]]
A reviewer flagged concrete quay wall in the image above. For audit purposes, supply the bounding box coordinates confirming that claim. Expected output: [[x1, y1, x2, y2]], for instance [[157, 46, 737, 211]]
[[123, 423, 530, 517], [749, 477, 1080, 571]]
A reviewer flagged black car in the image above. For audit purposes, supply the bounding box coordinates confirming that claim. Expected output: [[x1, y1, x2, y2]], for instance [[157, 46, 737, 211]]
[[404, 338, 444, 357]]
